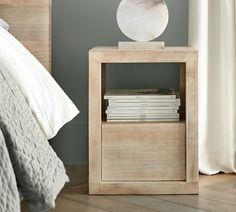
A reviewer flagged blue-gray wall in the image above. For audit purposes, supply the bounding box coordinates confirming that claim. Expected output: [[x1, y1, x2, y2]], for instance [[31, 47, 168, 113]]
[[51, 0, 189, 165]]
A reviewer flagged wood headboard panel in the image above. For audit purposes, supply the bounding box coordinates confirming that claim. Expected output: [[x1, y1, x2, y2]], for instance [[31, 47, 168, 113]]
[[0, 0, 51, 72]]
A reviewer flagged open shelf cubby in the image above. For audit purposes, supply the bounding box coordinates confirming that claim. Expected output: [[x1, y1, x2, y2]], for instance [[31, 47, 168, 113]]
[[89, 47, 198, 194]]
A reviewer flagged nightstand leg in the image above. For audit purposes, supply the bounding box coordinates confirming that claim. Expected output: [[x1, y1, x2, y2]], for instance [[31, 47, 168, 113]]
[[89, 56, 102, 194], [186, 60, 198, 184]]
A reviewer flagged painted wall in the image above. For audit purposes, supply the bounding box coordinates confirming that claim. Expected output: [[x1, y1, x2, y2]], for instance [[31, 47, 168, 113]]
[[51, 0, 189, 165]]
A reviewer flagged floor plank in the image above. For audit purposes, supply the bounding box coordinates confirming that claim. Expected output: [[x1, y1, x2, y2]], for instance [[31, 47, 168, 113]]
[[107, 195, 205, 212], [152, 194, 236, 212], [199, 173, 236, 187], [200, 188, 236, 206], [60, 185, 156, 212], [21, 174, 236, 212], [54, 197, 108, 212], [62, 194, 156, 212]]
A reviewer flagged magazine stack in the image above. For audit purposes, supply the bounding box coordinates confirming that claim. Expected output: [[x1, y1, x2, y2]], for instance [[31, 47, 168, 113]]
[[104, 89, 181, 122]]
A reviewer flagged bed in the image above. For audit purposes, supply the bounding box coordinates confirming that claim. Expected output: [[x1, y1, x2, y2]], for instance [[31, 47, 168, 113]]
[[0, 1, 79, 212]]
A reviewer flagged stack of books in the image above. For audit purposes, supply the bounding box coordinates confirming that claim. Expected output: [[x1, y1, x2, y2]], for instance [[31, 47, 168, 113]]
[[104, 89, 181, 122]]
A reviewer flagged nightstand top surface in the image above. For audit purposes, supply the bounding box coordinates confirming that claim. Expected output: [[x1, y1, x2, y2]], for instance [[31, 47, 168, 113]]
[[89, 46, 197, 63], [90, 46, 197, 53]]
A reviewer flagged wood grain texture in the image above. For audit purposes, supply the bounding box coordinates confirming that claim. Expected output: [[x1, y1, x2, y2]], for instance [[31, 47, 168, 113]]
[[22, 174, 236, 212], [95, 182, 198, 195], [153, 174, 236, 212], [0, 0, 49, 5], [89, 52, 103, 194], [90, 47, 197, 63], [102, 122, 186, 181], [89, 47, 198, 194], [61, 185, 157, 212], [55, 197, 107, 212], [0, 0, 51, 71], [186, 60, 198, 183]]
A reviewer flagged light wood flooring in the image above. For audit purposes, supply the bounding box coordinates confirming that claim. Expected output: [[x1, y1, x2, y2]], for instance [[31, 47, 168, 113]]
[[22, 174, 236, 212]]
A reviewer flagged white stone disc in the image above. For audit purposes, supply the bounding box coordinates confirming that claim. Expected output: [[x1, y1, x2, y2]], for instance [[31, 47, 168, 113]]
[[117, 0, 169, 42]]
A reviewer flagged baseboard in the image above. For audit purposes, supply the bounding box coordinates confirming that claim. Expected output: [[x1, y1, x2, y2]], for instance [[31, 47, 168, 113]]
[[65, 165, 88, 187]]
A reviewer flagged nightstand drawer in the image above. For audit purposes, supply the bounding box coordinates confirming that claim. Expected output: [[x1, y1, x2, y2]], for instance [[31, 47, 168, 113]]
[[102, 122, 186, 181]]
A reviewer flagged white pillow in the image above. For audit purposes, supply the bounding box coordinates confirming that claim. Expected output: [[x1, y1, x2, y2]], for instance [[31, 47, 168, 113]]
[[0, 18, 10, 31], [0, 27, 79, 139]]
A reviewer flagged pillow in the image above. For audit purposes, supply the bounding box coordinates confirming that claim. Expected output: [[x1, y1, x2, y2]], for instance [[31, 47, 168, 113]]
[[0, 18, 10, 31], [0, 27, 79, 139]]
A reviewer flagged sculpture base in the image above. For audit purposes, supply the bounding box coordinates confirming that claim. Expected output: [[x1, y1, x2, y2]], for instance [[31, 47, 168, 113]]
[[118, 42, 165, 50]]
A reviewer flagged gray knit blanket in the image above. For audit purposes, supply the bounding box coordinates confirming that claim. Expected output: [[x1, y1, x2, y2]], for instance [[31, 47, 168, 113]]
[[0, 68, 69, 212]]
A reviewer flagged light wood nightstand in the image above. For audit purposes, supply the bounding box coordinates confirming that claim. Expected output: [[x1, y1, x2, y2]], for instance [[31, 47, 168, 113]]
[[89, 47, 198, 194]]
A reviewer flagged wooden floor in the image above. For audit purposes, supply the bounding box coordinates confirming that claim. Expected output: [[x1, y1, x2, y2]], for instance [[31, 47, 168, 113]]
[[22, 174, 236, 212]]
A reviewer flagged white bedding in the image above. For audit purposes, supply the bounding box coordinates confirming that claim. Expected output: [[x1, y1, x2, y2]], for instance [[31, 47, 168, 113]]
[[0, 18, 9, 31], [0, 27, 79, 139]]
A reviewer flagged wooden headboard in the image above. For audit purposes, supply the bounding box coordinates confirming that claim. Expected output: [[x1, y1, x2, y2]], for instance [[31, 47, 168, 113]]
[[0, 0, 51, 72]]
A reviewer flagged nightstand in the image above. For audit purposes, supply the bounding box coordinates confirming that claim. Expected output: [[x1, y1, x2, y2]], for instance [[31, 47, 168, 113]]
[[89, 47, 198, 194]]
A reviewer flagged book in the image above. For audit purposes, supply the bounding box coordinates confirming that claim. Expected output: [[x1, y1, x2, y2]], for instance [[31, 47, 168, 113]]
[[107, 106, 179, 111], [108, 102, 181, 107], [106, 110, 178, 114], [105, 89, 178, 100], [107, 118, 179, 123], [105, 88, 181, 123], [107, 114, 180, 119], [108, 98, 181, 103]]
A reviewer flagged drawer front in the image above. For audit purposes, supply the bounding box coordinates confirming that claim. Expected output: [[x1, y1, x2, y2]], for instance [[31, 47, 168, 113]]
[[102, 123, 186, 181]]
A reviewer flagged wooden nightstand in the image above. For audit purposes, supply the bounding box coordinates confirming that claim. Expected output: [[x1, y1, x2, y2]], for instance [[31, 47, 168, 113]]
[[89, 47, 198, 194]]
